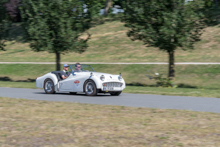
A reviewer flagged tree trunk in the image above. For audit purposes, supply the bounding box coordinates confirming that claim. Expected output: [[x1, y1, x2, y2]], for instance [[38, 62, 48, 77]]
[[168, 50, 175, 80], [104, 0, 112, 16], [55, 51, 60, 71]]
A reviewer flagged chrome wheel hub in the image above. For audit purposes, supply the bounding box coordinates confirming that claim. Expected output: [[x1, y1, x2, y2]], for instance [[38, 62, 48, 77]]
[[86, 82, 94, 94], [45, 81, 53, 92]]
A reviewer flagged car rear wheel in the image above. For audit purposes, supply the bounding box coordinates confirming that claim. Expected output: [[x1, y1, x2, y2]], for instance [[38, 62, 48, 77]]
[[110, 91, 122, 96], [84, 80, 97, 96], [44, 78, 55, 94]]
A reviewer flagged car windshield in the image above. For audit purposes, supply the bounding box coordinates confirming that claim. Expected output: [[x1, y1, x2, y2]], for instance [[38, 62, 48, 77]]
[[69, 64, 95, 72]]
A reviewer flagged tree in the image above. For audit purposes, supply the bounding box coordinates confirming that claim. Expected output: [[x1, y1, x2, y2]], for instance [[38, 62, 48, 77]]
[[104, 0, 113, 15], [19, 0, 92, 70], [5, 0, 21, 22], [85, 0, 106, 17], [0, 0, 10, 51], [122, 0, 207, 79]]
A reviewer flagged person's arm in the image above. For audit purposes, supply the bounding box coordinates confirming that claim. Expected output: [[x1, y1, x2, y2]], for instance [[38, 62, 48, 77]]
[[62, 75, 67, 79], [61, 71, 68, 79]]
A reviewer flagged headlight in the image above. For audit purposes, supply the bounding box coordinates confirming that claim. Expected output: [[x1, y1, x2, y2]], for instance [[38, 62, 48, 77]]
[[100, 75, 105, 81], [118, 75, 122, 81]]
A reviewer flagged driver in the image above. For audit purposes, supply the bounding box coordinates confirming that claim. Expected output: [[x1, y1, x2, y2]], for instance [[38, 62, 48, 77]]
[[74, 62, 81, 72], [61, 64, 70, 79]]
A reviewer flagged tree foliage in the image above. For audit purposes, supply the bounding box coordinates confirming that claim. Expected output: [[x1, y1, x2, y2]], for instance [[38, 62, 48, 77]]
[[122, 0, 208, 79], [0, 0, 10, 51], [19, 0, 92, 70], [86, 0, 106, 16], [5, 0, 21, 22]]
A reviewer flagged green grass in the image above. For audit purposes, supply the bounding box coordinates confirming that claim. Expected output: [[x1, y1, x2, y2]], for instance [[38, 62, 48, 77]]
[[1, 64, 220, 98], [1, 64, 220, 89], [0, 81, 36, 88], [1, 97, 220, 146], [124, 86, 220, 98], [1, 21, 220, 62]]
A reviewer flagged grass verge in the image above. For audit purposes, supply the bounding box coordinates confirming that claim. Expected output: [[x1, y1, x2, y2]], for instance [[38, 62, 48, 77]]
[[124, 86, 220, 98], [1, 97, 220, 146]]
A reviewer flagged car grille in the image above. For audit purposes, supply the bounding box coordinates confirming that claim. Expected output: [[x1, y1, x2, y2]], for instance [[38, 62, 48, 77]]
[[103, 82, 122, 87]]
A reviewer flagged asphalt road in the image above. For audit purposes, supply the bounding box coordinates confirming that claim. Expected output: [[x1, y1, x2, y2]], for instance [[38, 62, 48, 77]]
[[1, 87, 220, 113]]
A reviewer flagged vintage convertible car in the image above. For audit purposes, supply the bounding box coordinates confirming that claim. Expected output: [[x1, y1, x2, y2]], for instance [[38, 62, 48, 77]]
[[36, 64, 126, 96]]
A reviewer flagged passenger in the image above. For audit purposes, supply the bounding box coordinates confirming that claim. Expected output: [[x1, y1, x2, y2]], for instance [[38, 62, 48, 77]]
[[61, 64, 70, 79]]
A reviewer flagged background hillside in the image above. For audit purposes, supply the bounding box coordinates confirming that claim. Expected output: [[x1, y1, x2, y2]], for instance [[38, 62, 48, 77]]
[[1, 20, 220, 62]]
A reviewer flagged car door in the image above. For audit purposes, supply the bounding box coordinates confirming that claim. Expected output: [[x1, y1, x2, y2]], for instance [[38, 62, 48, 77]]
[[59, 73, 83, 92], [59, 74, 76, 91]]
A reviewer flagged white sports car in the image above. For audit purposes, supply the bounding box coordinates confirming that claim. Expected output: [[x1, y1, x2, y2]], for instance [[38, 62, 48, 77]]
[[36, 64, 126, 96]]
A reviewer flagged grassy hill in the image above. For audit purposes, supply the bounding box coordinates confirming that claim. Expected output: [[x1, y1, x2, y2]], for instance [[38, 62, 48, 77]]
[[1, 20, 220, 62]]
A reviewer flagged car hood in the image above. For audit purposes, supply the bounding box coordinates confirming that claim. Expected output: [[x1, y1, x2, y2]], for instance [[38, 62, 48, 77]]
[[74, 71, 122, 81], [93, 72, 115, 76], [94, 72, 120, 81]]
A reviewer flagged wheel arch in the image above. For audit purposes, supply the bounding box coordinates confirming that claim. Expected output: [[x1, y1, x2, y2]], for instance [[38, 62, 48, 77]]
[[48, 73, 59, 85], [43, 74, 58, 91], [36, 73, 58, 88]]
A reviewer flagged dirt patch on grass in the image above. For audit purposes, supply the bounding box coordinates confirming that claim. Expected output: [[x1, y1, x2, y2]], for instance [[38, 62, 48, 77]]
[[1, 97, 220, 146]]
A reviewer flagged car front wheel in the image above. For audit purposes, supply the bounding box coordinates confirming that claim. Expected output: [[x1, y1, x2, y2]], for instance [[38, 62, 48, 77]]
[[84, 80, 97, 96], [44, 78, 55, 94], [110, 91, 122, 96]]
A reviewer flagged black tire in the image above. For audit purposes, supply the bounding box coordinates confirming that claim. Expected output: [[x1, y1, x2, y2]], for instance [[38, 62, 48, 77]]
[[69, 92, 77, 95], [84, 80, 97, 96], [44, 78, 55, 94], [110, 91, 122, 96]]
